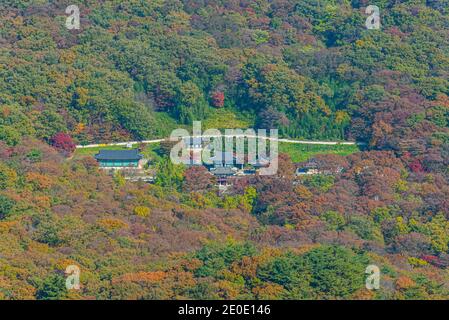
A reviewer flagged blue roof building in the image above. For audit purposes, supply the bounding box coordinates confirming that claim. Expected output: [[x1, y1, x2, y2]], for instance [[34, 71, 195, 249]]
[[94, 149, 143, 168]]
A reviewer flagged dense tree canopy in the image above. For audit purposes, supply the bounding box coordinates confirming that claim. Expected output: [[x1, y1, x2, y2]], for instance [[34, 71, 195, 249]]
[[0, 0, 448, 300]]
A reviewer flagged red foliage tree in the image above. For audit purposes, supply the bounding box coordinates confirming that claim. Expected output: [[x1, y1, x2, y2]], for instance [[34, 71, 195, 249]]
[[51, 132, 76, 156], [211, 91, 225, 108], [409, 159, 425, 173], [183, 166, 216, 192]]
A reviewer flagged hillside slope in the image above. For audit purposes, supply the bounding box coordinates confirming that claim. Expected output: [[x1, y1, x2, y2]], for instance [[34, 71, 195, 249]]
[[0, 1, 448, 300]]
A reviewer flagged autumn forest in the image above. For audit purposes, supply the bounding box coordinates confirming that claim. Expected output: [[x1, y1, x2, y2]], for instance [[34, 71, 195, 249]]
[[0, 0, 448, 300]]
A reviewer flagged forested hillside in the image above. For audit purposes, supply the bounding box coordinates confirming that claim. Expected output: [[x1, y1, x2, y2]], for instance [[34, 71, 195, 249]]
[[0, 0, 448, 300]]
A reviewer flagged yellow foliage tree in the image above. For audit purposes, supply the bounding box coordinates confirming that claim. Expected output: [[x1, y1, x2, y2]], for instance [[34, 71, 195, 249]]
[[134, 206, 151, 217]]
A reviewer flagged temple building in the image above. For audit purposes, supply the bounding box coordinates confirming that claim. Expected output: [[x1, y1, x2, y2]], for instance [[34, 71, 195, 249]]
[[94, 149, 144, 169]]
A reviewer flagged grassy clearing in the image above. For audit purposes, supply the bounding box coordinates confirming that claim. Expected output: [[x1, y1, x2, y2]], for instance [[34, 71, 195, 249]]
[[153, 112, 188, 136], [203, 108, 254, 130], [74, 144, 140, 158], [279, 142, 360, 163], [74, 143, 162, 159]]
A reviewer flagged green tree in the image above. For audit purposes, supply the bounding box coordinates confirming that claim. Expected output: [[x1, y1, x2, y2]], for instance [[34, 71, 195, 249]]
[[194, 240, 257, 278], [154, 157, 185, 190], [36, 274, 67, 300], [258, 246, 368, 299], [322, 210, 345, 231], [0, 195, 15, 220]]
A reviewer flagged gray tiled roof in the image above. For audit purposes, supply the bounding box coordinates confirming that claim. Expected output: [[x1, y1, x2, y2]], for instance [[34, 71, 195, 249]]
[[95, 149, 143, 161], [211, 167, 235, 176]]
